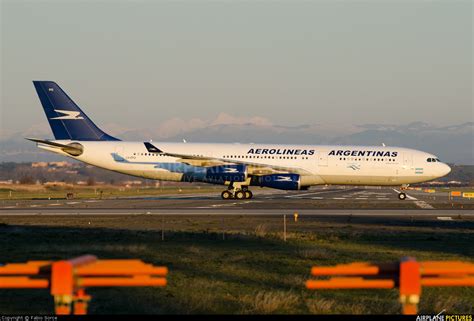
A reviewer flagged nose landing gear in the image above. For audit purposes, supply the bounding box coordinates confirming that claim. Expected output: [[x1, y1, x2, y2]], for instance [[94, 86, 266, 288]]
[[398, 192, 407, 200], [398, 184, 409, 200]]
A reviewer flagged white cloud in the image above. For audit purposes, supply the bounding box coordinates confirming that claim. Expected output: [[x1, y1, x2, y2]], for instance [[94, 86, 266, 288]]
[[210, 113, 273, 127]]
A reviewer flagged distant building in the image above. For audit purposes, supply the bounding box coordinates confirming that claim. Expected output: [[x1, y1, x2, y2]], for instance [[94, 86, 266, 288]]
[[32, 161, 72, 168], [123, 180, 143, 186], [44, 181, 71, 187], [32, 162, 48, 168], [49, 161, 71, 168]]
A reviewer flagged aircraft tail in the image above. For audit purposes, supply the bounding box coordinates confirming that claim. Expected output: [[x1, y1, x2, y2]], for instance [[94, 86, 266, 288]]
[[32, 81, 119, 141]]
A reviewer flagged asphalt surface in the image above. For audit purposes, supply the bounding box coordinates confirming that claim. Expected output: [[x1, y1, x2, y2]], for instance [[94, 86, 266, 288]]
[[0, 208, 472, 218], [1, 187, 472, 221]]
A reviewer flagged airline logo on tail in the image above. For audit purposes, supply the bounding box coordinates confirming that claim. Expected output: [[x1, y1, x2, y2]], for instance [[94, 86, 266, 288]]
[[51, 109, 84, 120]]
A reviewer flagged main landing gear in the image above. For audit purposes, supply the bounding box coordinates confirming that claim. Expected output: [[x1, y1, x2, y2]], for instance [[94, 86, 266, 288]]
[[221, 186, 253, 200]]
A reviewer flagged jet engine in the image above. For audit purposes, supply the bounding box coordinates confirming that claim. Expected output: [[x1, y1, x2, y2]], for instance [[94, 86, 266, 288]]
[[252, 174, 301, 190]]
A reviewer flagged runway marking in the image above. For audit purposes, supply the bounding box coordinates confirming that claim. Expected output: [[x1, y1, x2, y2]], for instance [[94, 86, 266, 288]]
[[1, 209, 472, 217], [67, 202, 80, 205], [392, 189, 418, 200], [207, 200, 260, 207], [285, 188, 357, 199], [48, 203, 61, 206], [376, 198, 389, 200], [333, 198, 346, 200], [392, 188, 433, 208], [414, 201, 435, 209], [312, 197, 324, 200], [211, 203, 238, 207], [285, 192, 327, 198], [355, 198, 368, 200], [437, 217, 453, 221]]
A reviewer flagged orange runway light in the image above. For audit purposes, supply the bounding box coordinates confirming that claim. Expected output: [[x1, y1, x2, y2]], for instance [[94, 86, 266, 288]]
[[0, 255, 168, 315], [0, 261, 52, 275], [0, 277, 49, 288], [306, 257, 474, 315], [306, 277, 395, 289]]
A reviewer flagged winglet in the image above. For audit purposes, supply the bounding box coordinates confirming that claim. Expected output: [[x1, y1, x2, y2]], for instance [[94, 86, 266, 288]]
[[144, 142, 163, 153]]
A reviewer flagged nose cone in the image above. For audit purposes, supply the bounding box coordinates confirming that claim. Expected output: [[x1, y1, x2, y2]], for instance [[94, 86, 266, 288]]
[[440, 163, 451, 177]]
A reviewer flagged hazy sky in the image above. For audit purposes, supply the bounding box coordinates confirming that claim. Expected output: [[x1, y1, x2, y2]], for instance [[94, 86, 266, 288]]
[[1, 0, 472, 134]]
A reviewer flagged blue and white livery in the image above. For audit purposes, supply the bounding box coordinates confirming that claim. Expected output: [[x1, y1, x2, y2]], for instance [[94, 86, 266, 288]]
[[28, 81, 451, 200]]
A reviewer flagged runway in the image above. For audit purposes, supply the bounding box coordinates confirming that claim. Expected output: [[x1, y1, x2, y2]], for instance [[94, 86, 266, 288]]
[[0, 208, 472, 219], [1, 187, 472, 224]]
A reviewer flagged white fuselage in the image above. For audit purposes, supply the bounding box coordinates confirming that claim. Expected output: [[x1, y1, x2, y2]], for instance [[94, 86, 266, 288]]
[[39, 141, 451, 188]]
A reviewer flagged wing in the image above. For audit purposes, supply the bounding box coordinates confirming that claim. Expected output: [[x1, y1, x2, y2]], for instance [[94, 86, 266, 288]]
[[144, 142, 312, 176]]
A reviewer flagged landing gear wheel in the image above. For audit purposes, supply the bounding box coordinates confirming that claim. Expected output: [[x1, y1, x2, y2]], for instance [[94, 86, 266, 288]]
[[235, 190, 246, 200], [398, 192, 407, 200], [244, 190, 253, 199], [221, 190, 233, 200]]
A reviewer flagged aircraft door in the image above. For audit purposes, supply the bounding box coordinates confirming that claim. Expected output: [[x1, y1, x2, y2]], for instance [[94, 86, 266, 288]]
[[403, 153, 413, 167], [317, 151, 328, 167], [115, 146, 125, 156]]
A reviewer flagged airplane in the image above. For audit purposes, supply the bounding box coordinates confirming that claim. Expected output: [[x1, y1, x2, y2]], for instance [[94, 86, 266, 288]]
[[27, 81, 451, 200]]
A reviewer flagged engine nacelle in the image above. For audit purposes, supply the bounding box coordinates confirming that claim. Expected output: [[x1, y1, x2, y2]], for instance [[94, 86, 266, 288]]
[[204, 164, 247, 183], [253, 174, 301, 190]]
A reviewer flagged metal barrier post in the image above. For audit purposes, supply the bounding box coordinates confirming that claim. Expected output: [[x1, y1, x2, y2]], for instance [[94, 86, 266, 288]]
[[51, 260, 73, 315], [399, 258, 421, 315], [1, 255, 168, 314], [73, 288, 91, 315], [50, 255, 97, 315], [306, 258, 474, 315]]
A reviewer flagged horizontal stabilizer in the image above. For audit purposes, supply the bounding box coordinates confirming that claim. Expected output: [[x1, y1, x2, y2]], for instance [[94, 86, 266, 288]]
[[25, 138, 84, 156]]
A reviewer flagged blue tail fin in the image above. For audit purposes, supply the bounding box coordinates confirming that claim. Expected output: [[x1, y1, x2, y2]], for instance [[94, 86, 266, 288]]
[[33, 81, 119, 141]]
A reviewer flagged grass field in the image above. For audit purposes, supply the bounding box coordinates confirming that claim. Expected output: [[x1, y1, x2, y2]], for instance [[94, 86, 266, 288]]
[[0, 184, 221, 200], [0, 214, 472, 314]]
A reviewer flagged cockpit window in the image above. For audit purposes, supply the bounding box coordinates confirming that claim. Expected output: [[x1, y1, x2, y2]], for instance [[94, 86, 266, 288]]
[[426, 158, 439, 162], [435, 158, 441, 162]]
